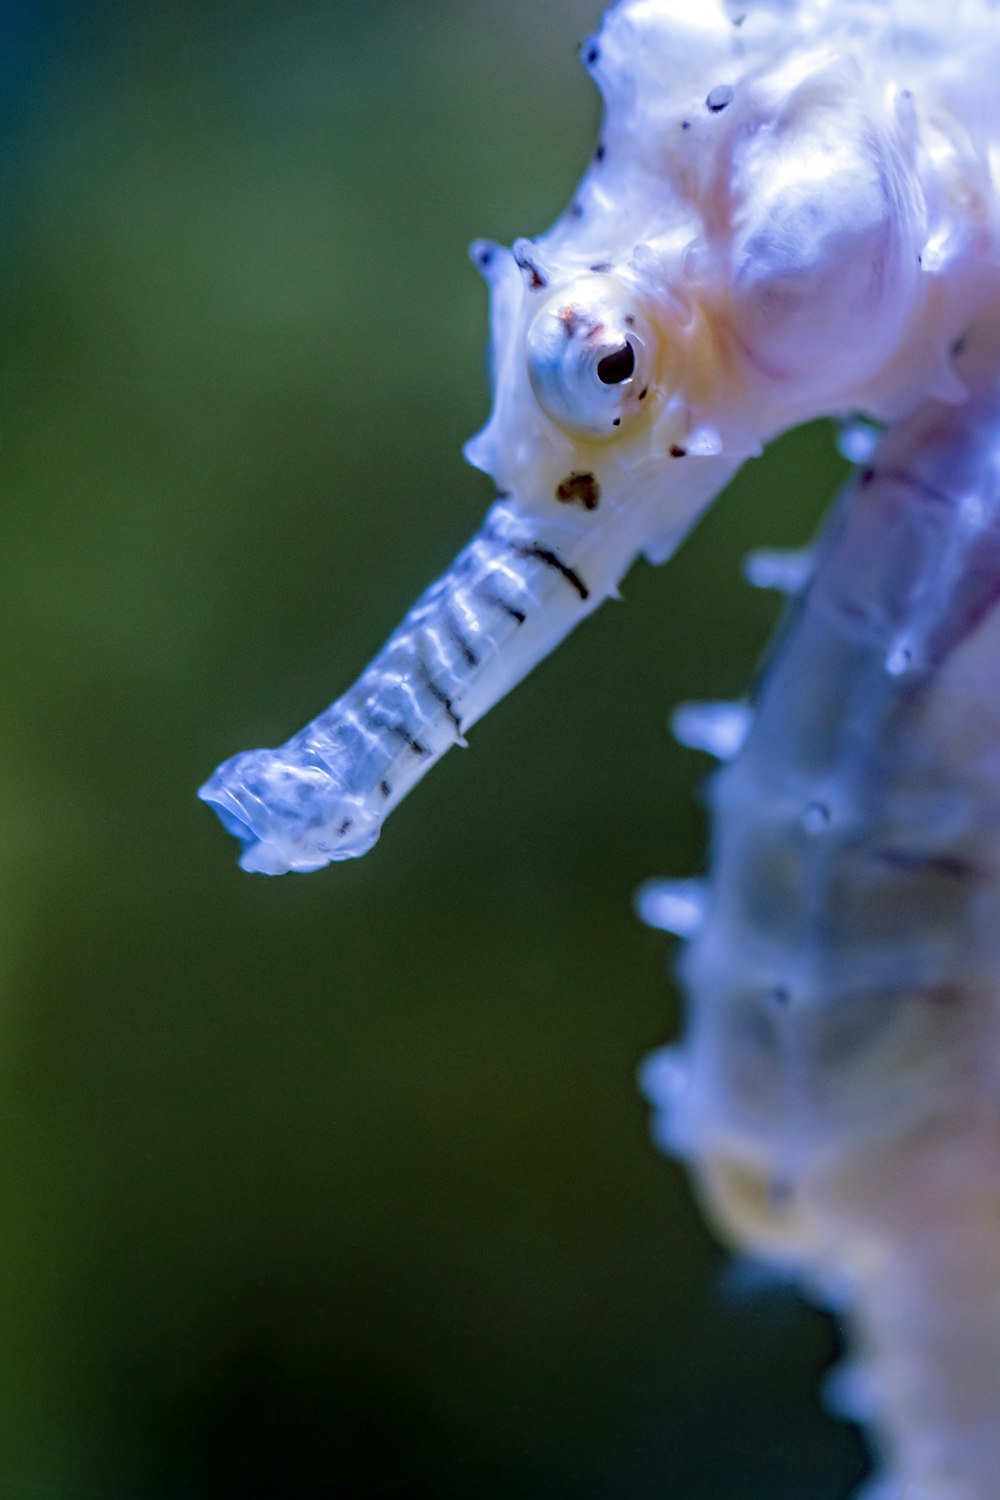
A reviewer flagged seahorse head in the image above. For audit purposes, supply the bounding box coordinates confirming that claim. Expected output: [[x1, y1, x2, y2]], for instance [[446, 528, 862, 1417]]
[[464, 0, 987, 562], [201, 0, 1000, 873]]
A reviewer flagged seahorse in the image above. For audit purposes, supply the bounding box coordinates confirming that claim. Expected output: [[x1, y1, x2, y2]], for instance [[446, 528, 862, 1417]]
[[199, 1, 1000, 1493]]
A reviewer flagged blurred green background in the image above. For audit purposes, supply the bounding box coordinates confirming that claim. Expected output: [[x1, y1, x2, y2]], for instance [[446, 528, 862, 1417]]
[[0, 3, 869, 1496]]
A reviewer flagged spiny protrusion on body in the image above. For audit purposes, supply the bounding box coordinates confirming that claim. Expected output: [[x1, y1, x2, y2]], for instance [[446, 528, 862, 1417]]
[[743, 546, 815, 596], [671, 699, 751, 761], [634, 877, 707, 937], [837, 415, 882, 465]]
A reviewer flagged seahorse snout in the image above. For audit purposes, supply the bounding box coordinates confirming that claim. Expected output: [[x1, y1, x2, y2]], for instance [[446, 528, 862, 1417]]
[[198, 748, 381, 874]]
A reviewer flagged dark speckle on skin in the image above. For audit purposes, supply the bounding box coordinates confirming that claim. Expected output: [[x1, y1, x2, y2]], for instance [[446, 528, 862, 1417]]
[[559, 305, 588, 339], [570, 202, 584, 219], [584, 41, 600, 65], [478, 247, 493, 269], [681, 119, 692, 130], [590, 262, 612, 273], [706, 84, 734, 112], [556, 472, 601, 510], [595, 142, 606, 162], [638, 387, 648, 401], [670, 445, 687, 458]]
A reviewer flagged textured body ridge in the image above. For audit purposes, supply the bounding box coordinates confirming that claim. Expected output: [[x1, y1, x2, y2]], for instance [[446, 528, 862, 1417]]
[[198, 2, 1000, 1493], [646, 320, 1000, 1498]]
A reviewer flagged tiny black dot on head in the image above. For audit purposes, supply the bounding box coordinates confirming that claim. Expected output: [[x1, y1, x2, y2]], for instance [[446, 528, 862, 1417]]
[[681, 119, 691, 130], [638, 387, 648, 401], [595, 142, 606, 162], [860, 467, 876, 486], [585, 43, 600, 64], [590, 262, 612, 273], [478, 248, 493, 267], [570, 202, 584, 219], [670, 445, 687, 458], [379, 780, 391, 799], [612, 418, 621, 427]]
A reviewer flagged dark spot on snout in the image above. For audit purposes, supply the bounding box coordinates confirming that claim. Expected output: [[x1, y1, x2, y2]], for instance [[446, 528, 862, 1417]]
[[590, 262, 612, 273], [556, 472, 600, 510], [582, 40, 600, 65], [670, 445, 687, 458], [595, 142, 606, 162]]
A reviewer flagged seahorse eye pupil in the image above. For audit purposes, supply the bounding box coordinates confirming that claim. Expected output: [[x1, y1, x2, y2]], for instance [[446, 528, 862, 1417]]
[[597, 341, 636, 385]]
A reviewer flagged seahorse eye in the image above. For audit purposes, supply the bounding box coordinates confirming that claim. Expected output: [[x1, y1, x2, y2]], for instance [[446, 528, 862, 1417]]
[[597, 342, 636, 385], [525, 275, 655, 442]]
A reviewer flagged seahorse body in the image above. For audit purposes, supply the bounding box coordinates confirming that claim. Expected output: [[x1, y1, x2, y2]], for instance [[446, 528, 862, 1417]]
[[645, 319, 1000, 1498], [200, 0, 999, 874]]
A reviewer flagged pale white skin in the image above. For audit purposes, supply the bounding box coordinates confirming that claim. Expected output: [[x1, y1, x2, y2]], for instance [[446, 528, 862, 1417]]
[[200, 5, 1000, 1493]]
